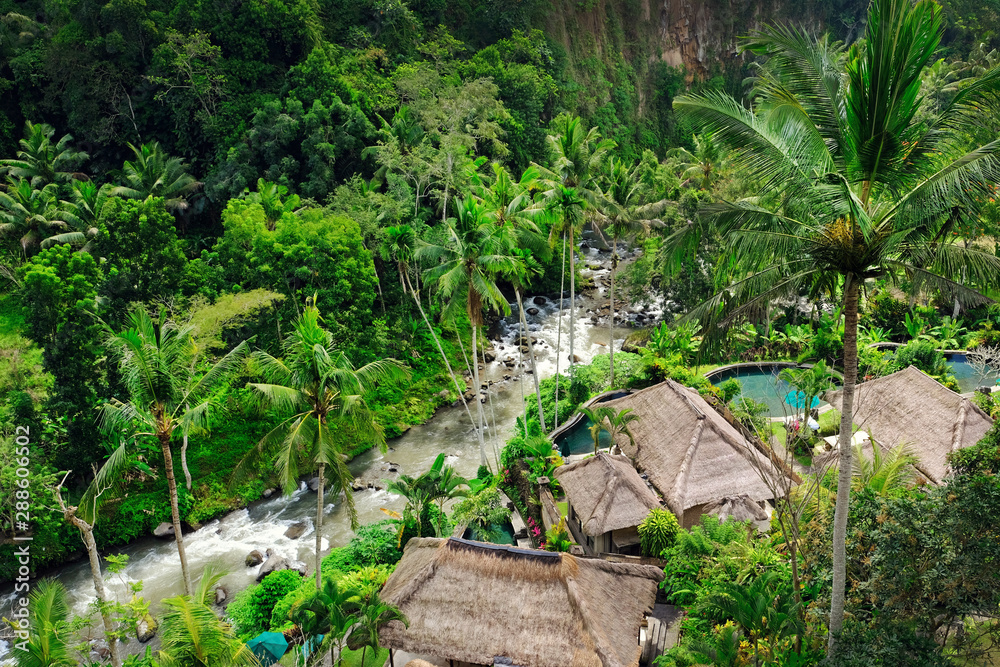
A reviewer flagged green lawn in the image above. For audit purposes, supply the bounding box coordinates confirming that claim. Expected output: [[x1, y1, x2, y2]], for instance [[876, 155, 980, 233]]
[[557, 501, 568, 518], [278, 646, 388, 667]]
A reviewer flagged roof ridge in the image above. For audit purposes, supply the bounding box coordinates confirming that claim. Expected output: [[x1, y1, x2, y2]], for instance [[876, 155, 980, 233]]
[[561, 562, 621, 667]]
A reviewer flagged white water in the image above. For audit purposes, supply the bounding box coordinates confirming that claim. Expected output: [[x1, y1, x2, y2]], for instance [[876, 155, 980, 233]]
[[0, 233, 654, 664]]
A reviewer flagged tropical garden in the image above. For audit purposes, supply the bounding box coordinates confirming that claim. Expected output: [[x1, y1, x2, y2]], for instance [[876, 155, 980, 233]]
[[2, 0, 1000, 664]]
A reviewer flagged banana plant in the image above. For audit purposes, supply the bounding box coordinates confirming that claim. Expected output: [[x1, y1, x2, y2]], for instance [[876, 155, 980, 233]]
[[904, 312, 927, 340]]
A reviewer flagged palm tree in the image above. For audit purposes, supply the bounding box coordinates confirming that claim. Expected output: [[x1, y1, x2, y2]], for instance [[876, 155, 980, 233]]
[[597, 157, 669, 387], [101, 307, 250, 595], [382, 224, 479, 445], [667, 0, 1000, 646], [778, 360, 836, 441], [155, 565, 258, 667], [0, 121, 88, 187], [0, 178, 72, 256], [247, 178, 300, 231], [232, 302, 409, 590], [55, 179, 110, 252], [51, 442, 133, 667], [666, 133, 724, 190], [15, 580, 75, 667], [510, 248, 545, 434], [452, 485, 511, 543], [420, 452, 469, 536], [534, 116, 614, 395], [385, 473, 432, 537], [851, 442, 918, 495], [291, 577, 361, 666], [111, 141, 201, 212], [579, 405, 639, 455], [346, 592, 408, 667], [417, 197, 519, 467]]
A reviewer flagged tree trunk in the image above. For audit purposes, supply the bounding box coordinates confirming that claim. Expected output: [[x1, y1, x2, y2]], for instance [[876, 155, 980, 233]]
[[404, 273, 479, 452], [516, 290, 545, 432], [517, 290, 528, 438], [160, 437, 192, 596], [553, 236, 566, 433], [181, 433, 192, 491], [569, 225, 576, 382], [828, 276, 860, 652], [483, 343, 501, 465], [610, 236, 617, 388], [471, 325, 487, 467], [81, 525, 121, 667], [315, 462, 325, 590]]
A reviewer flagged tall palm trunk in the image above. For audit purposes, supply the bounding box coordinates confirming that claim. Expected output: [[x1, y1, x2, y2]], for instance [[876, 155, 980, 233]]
[[483, 344, 501, 464], [568, 224, 576, 382], [516, 289, 545, 432], [315, 462, 325, 590], [471, 324, 487, 467], [404, 273, 480, 451], [81, 528, 122, 667], [553, 236, 566, 432], [181, 433, 192, 491], [160, 436, 192, 596], [829, 276, 860, 649], [609, 236, 617, 388]]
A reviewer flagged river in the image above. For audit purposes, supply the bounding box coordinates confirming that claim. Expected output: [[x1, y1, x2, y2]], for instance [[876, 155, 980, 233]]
[[0, 235, 655, 663]]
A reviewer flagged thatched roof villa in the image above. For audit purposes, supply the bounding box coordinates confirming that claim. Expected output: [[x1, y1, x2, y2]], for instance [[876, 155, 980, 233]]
[[825, 365, 994, 484], [597, 380, 780, 528], [378, 537, 664, 667], [554, 452, 662, 556]]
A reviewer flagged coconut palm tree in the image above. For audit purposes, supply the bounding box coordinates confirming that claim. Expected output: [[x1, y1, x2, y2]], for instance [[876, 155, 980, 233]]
[[0, 121, 88, 188], [420, 452, 469, 536], [247, 178, 300, 231], [232, 302, 409, 590], [111, 141, 201, 212], [851, 442, 918, 495], [291, 577, 361, 666], [534, 116, 614, 393], [597, 157, 669, 387], [54, 179, 111, 252], [382, 224, 479, 445], [778, 360, 836, 440], [510, 247, 545, 434], [101, 307, 251, 596], [51, 442, 132, 667], [0, 178, 72, 257], [667, 0, 1000, 646], [155, 565, 258, 667], [15, 580, 75, 667], [385, 473, 433, 536], [579, 405, 639, 455], [666, 133, 725, 190], [417, 197, 519, 468], [346, 591, 408, 667]]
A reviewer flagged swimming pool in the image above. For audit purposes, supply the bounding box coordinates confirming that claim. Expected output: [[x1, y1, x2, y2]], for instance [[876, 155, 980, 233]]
[[945, 353, 1000, 393], [552, 390, 631, 456], [463, 520, 516, 545], [707, 364, 833, 416]]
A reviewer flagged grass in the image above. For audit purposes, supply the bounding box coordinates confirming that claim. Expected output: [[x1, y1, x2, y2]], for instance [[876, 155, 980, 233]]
[[277, 646, 387, 667], [557, 501, 568, 518]]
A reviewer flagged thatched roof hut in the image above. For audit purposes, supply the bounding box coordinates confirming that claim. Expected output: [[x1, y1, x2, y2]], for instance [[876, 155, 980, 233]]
[[825, 366, 993, 483], [702, 494, 769, 523], [554, 453, 661, 537], [379, 537, 664, 667], [596, 380, 780, 527]]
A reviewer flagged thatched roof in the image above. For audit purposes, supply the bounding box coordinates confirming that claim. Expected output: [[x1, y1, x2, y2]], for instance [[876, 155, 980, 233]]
[[554, 453, 662, 536], [825, 366, 994, 483], [596, 380, 780, 515], [702, 494, 769, 522], [404, 661, 438, 667], [379, 537, 664, 667]]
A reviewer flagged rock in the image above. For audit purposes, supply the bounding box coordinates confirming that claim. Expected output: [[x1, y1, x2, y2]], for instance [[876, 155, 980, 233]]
[[257, 553, 292, 582], [265, 548, 275, 559], [308, 477, 320, 492], [571, 354, 582, 363], [526, 307, 540, 316], [284, 522, 307, 540], [463, 390, 476, 402], [520, 345, 529, 353], [136, 613, 157, 643], [484, 349, 497, 362], [351, 479, 365, 492], [153, 522, 174, 539], [291, 562, 308, 576], [533, 296, 546, 305], [526, 369, 534, 374], [262, 488, 275, 499], [436, 389, 450, 400], [214, 586, 228, 605], [388, 466, 398, 473], [245, 550, 264, 567], [504, 357, 516, 367], [93, 644, 111, 660]]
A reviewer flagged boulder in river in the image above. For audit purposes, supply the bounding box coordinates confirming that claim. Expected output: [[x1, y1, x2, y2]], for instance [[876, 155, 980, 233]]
[[284, 522, 307, 540], [257, 553, 292, 582], [526, 307, 540, 316], [308, 477, 320, 492], [214, 586, 228, 605], [262, 488, 275, 499], [532, 296, 547, 306], [136, 613, 157, 643], [153, 522, 174, 539], [483, 349, 497, 362], [245, 550, 264, 567]]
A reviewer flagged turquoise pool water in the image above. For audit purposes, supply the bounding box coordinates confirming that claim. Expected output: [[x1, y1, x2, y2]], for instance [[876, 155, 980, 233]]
[[945, 353, 1000, 393], [709, 365, 831, 416], [463, 521, 516, 545], [555, 417, 612, 456]]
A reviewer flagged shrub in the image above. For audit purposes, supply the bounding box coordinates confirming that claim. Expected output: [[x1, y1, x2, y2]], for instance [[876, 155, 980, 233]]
[[228, 569, 303, 640], [865, 293, 909, 339], [638, 508, 680, 557], [893, 339, 948, 377]]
